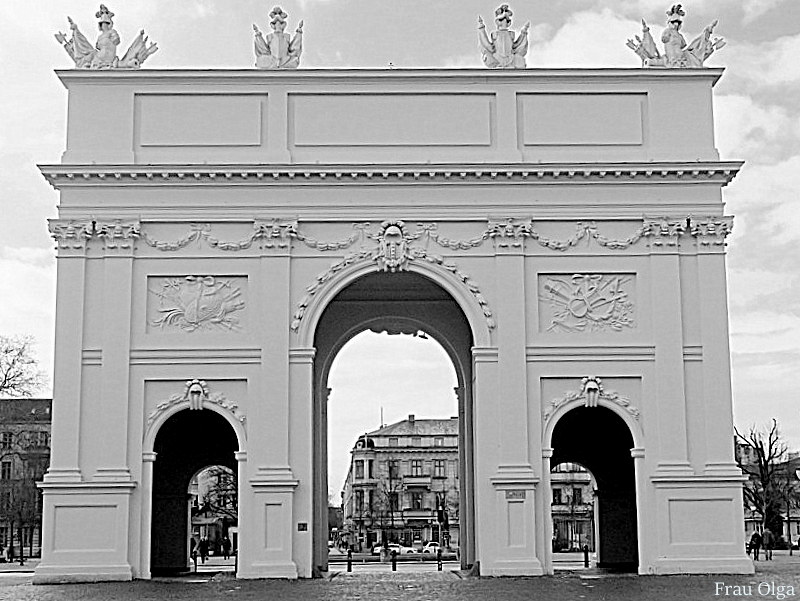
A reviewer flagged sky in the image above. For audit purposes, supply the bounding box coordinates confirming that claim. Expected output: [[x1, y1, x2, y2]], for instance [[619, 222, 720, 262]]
[[1, 0, 799, 492]]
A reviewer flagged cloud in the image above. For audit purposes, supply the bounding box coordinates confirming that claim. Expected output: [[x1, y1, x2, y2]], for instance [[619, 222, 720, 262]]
[[529, 9, 641, 68], [724, 32, 800, 88], [715, 94, 800, 163]]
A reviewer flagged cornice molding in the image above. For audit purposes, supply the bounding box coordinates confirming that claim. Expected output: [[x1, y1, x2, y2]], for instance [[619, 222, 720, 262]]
[[38, 162, 743, 189], [54, 67, 726, 87]]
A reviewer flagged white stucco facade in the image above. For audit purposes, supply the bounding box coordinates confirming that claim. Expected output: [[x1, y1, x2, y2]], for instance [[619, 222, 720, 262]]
[[36, 68, 753, 582]]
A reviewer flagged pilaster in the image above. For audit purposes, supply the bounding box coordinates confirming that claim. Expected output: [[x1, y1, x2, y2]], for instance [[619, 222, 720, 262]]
[[691, 216, 740, 476], [95, 220, 140, 482], [644, 218, 692, 476], [45, 220, 91, 483]]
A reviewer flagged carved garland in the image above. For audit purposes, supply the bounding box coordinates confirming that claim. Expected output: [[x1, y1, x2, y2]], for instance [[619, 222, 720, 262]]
[[146, 379, 245, 429], [543, 376, 640, 423]]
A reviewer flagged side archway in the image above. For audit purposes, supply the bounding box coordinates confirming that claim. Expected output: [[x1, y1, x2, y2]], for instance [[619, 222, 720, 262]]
[[145, 409, 241, 576], [546, 403, 641, 571]]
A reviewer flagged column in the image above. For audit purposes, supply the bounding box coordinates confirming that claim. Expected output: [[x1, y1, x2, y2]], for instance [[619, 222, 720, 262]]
[[139, 452, 157, 579], [692, 217, 740, 475], [492, 225, 535, 477], [95, 221, 139, 481], [541, 448, 555, 574], [630, 447, 646, 572], [44, 221, 89, 482], [645, 218, 692, 475]]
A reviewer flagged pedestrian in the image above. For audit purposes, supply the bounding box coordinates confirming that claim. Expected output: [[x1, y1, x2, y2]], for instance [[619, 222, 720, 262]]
[[762, 528, 774, 561], [198, 536, 209, 564], [750, 530, 762, 561], [222, 535, 231, 560]]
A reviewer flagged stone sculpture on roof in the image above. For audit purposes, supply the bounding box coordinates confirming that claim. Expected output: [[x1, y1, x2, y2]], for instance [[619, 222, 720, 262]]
[[54, 4, 158, 69], [477, 4, 530, 69], [253, 6, 304, 69], [627, 4, 725, 68]]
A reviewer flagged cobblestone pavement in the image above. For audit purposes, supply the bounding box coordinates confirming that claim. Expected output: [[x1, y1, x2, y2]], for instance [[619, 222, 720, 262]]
[[2, 553, 799, 601]]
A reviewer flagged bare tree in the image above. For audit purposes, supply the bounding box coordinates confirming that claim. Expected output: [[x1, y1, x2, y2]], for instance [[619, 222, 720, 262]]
[[735, 419, 788, 534], [0, 335, 45, 398]]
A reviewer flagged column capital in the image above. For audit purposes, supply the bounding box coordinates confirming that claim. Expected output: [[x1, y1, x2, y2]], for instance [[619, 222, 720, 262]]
[[643, 216, 687, 251]]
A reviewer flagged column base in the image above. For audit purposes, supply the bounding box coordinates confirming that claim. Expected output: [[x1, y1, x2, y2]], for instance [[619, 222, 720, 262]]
[[644, 557, 754, 575], [238, 561, 299, 579], [34, 564, 133, 584], [482, 558, 544, 576]]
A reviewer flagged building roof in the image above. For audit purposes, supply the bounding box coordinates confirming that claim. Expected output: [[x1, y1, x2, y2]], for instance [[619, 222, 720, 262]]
[[366, 415, 458, 437], [0, 398, 52, 422]]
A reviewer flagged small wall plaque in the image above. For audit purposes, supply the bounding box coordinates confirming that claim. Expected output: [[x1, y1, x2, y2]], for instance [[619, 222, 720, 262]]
[[505, 490, 526, 500], [297, 522, 308, 531]]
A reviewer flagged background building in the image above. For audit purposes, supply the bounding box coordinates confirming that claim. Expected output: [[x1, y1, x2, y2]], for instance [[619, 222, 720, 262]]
[[341, 415, 459, 552], [0, 399, 51, 559], [550, 463, 595, 552]]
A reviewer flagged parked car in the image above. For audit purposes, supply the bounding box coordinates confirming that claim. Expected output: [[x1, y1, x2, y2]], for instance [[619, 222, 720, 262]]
[[373, 543, 416, 555], [422, 542, 440, 554]]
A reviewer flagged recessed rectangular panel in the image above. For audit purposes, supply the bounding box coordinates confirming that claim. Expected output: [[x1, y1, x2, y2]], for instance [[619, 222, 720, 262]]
[[669, 499, 734, 544], [53, 505, 116, 551], [264, 503, 283, 551], [522, 94, 644, 146], [291, 94, 492, 146], [507, 500, 525, 548], [138, 95, 263, 147]]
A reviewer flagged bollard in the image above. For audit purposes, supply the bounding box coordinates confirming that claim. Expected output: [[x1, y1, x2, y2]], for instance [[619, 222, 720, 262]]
[[437, 548, 442, 571], [391, 550, 397, 571], [583, 545, 590, 568], [347, 549, 352, 572]]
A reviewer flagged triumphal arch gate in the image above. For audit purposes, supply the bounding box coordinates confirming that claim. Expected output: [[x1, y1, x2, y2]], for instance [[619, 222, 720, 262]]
[[37, 63, 752, 580]]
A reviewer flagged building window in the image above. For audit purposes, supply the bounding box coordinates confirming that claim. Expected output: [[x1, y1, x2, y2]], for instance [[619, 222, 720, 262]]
[[434, 437, 444, 447], [572, 488, 583, 505], [411, 437, 422, 447], [0, 461, 11, 480], [355, 460, 364, 479], [0, 491, 9, 511], [411, 459, 423, 476], [389, 437, 398, 447], [367, 459, 373, 479], [0, 526, 7, 546], [368, 490, 374, 510], [389, 492, 399, 512], [35, 432, 49, 447], [355, 490, 364, 513], [388, 460, 400, 479], [552, 488, 562, 505], [433, 459, 446, 478], [0, 432, 11, 449], [411, 492, 423, 509]]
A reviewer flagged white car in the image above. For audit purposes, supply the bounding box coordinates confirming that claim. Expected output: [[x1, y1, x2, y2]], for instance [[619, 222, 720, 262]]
[[422, 542, 441, 554], [374, 543, 416, 555]]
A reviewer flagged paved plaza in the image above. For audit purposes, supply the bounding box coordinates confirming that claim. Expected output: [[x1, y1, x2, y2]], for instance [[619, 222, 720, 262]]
[[1, 553, 799, 601]]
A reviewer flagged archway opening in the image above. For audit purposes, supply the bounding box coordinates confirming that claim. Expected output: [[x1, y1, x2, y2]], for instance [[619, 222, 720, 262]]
[[312, 271, 476, 574], [189, 465, 237, 570], [550, 461, 596, 566], [551, 406, 638, 571], [150, 409, 238, 576]]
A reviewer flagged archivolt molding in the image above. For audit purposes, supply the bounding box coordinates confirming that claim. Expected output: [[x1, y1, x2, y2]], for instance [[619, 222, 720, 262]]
[[543, 376, 640, 423], [290, 220, 496, 331], [145, 379, 246, 430]]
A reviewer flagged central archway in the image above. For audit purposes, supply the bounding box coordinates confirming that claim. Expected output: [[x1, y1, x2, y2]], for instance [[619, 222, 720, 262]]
[[311, 270, 478, 573]]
